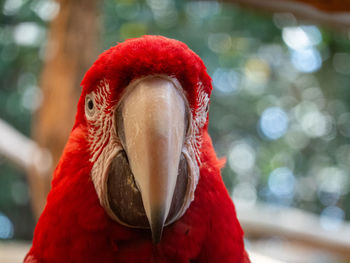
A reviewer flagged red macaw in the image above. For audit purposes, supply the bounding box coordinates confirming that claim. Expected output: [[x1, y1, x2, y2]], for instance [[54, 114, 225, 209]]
[[25, 36, 250, 263]]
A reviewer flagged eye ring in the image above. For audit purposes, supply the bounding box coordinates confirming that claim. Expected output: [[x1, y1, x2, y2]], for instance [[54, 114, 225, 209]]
[[85, 94, 96, 119]]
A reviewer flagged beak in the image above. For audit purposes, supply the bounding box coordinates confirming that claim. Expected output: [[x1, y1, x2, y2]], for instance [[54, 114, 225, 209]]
[[119, 77, 186, 243]]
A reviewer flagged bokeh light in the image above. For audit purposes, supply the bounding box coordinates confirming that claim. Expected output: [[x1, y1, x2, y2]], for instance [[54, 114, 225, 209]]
[[146, 0, 178, 28], [0, 213, 14, 239], [21, 85, 43, 112], [2, 0, 24, 16], [300, 110, 333, 138], [282, 26, 322, 73], [13, 22, 44, 46], [213, 68, 240, 94], [229, 141, 256, 174], [232, 182, 257, 207], [244, 58, 271, 86], [268, 167, 295, 199], [320, 206, 345, 231], [31, 0, 60, 21], [185, 1, 220, 20], [316, 167, 349, 206], [285, 126, 310, 150], [291, 48, 322, 73], [282, 26, 321, 50], [259, 107, 289, 140]]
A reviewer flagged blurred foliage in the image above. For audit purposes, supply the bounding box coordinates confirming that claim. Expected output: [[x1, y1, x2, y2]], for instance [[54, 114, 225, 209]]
[[0, 0, 49, 239], [104, 0, 350, 227], [0, 0, 350, 240]]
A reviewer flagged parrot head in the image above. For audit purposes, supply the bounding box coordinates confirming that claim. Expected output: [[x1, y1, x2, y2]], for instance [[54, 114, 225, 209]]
[[76, 36, 212, 243]]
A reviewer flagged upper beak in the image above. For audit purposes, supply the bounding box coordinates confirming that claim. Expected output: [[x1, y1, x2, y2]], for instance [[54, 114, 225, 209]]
[[118, 76, 186, 243]]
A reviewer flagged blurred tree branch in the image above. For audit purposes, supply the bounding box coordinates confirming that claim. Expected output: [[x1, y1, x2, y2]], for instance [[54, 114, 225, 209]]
[[226, 0, 350, 29], [237, 202, 350, 259], [29, 0, 101, 219], [0, 119, 51, 174], [290, 0, 350, 12]]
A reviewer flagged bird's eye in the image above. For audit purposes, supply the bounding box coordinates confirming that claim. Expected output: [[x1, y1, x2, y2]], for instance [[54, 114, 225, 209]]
[[85, 94, 96, 119], [88, 99, 94, 110]]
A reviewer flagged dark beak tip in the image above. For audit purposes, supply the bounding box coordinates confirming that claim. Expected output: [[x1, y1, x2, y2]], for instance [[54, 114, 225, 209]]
[[150, 212, 165, 244], [152, 231, 162, 244], [151, 222, 164, 244]]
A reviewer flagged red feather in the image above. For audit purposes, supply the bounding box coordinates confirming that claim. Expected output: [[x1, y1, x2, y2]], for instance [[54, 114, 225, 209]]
[[25, 36, 249, 263]]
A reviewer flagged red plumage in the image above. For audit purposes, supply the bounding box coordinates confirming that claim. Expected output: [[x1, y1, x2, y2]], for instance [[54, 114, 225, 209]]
[[25, 36, 250, 263]]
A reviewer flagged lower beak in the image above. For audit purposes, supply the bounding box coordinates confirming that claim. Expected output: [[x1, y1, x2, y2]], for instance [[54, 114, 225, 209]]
[[118, 76, 186, 243]]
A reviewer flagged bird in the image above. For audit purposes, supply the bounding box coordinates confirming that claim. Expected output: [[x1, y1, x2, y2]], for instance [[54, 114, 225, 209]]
[[24, 35, 250, 263]]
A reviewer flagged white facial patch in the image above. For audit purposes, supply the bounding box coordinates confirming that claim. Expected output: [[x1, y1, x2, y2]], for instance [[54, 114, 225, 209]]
[[183, 81, 209, 204], [85, 80, 121, 204]]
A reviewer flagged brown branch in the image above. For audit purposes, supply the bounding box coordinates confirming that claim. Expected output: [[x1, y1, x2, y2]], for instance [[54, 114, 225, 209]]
[[224, 0, 350, 30]]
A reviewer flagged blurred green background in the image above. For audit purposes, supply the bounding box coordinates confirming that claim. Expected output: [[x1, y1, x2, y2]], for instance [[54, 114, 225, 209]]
[[0, 0, 350, 241]]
